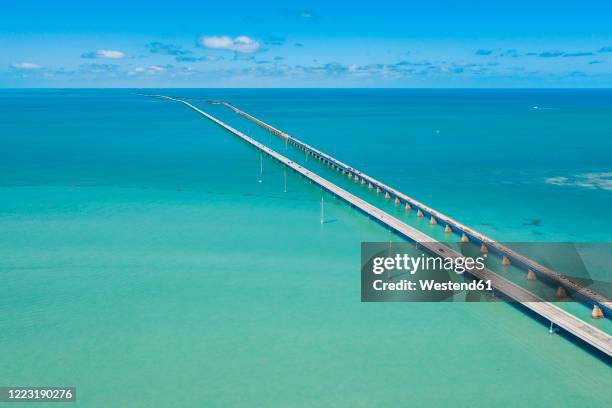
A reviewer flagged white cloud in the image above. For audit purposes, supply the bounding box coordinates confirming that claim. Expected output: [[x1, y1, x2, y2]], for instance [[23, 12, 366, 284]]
[[201, 35, 234, 49], [200, 35, 260, 53], [233, 36, 260, 53], [300, 11, 317, 20], [12, 62, 42, 69], [128, 65, 167, 75], [96, 50, 125, 59]]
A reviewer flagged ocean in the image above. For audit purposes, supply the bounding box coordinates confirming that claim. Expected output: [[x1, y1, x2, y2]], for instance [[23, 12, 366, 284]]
[[1, 89, 611, 406]]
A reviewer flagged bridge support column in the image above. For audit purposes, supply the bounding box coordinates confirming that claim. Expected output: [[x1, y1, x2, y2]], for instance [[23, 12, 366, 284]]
[[502, 256, 511, 266], [385, 191, 391, 199], [376, 186, 382, 194], [405, 203, 412, 211], [480, 243, 488, 253], [368, 182, 374, 190], [394, 197, 401, 205], [556, 286, 567, 299], [361, 179, 366, 185], [461, 233, 469, 243], [444, 225, 452, 233], [417, 209, 424, 217], [527, 270, 537, 281], [591, 305, 604, 319], [430, 216, 437, 225]]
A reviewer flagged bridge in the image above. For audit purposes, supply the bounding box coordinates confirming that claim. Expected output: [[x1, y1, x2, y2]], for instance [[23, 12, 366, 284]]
[[220, 101, 612, 319], [155, 95, 612, 358]]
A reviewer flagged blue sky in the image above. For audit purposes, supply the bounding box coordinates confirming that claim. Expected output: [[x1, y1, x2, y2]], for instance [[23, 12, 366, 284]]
[[1, 0, 611, 87]]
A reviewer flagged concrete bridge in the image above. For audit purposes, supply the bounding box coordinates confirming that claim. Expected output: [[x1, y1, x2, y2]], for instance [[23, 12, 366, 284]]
[[154, 95, 612, 358], [220, 101, 612, 321]]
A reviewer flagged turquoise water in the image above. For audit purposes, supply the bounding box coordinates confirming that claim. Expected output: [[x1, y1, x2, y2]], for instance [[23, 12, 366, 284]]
[[1, 90, 611, 407]]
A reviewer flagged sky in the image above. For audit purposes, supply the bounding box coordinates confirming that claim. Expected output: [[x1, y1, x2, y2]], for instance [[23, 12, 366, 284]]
[[1, 0, 611, 88]]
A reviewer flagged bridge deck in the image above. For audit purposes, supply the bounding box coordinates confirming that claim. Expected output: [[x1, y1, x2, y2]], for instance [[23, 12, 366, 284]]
[[158, 96, 612, 358]]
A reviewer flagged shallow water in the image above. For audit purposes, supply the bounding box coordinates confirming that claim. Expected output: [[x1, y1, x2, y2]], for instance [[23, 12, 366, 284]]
[[1, 89, 610, 406]]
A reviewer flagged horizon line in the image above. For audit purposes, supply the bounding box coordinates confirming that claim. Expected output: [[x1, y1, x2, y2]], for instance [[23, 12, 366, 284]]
[[2, 86, 612, 90]]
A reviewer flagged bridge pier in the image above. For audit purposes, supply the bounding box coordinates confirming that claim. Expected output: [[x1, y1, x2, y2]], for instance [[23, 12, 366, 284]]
[[417, 209, 424, 217], [502, 256, 512, 266], [592, 305, 604, 319], [556, 286, 567, 299], [430, 216, 437, 225], [527, 270, 537, 281], [444, 225, 452, 233], [461, 233, 469, 243], [405, 203, 412, 211], [480, 243, 489, 253]]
